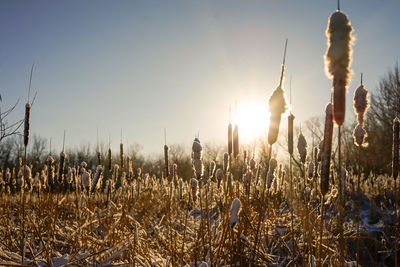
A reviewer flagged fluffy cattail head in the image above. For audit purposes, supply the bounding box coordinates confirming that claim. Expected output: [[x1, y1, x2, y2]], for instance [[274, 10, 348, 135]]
[[229, 198, 241, 227], [325, 11, 354, 126], [268, 86, 287, 145], [353, 84, 369, 125], [353, 124, 367, 147], [24, 103, 31, 147], [392, 117, 400, 180], [297, 133, 307, 164]]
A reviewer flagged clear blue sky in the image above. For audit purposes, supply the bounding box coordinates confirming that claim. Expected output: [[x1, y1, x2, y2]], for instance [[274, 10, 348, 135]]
[[1, 0, 399, 155]]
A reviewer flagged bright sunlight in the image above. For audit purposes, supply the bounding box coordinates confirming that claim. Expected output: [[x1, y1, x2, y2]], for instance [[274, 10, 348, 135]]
[[235, 100, 270, 144]]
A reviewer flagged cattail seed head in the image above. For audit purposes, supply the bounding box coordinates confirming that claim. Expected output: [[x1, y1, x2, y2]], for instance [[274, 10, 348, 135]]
[[325, 11, 354, 126], [120, 143, 124, 169], [268, 86, 287, 145], [297, 133, 307, 164], [353, 124, 367, 147], [288, 113, 295, 154], [321, 103, 334, 195], [308, 162, 314, 178], [233, 124, 239, 157], [24, 103, 31, 147], [164, 144, 169, 177], [107, 147, 112, 171], [91, 165, 103, 193], [97, 151, 102, 166], [267, 158, 278, 189], [249, 157, 256, 171], [353, 84, 369, 125], [209, 161, 216, 178], [392, 117, 400, 180], [192, 139, 202, 160], [223, 152, 229, 173], [228, 123, 233, 155], [229, 198, 241, 227], [58, 150, 66, 184], [191, 178, 198, 202]]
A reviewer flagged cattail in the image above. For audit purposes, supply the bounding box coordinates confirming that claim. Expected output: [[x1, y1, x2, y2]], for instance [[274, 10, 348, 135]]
[[120, 143, 124, 170], [353, 80, 369, 146], [267, 158, 277, 189], [223, 152, 229, 173], [317, 140, 323, 162], [297, 133, 307, 164], [24, 103, 31, 147], [164, 145, 169, 177], [81, 169, 90, 192], [191, 178, 198, 202], [308, 162, 314, 178], [268, 87, 287, 145], [209, 161, 216, 178], [58, 150, 66, 185], [179, 178, 183, 199], [249, 157, 256, 171], [392, 118, 400, 180], [47, 156, 55, 189], [321, 103, 334, 195], [314, 147, 319, 177], [353, 83, 369, 125], [233, 124, 239, 157], [353, 124, 367, 147], [18, 165, 31, 188], [91, 165, 103, 193], [229, 198, 241, 227], [228, 122, 233, 155], [97, 151, 102, 166], [288, 113, 295, 154], [193, 159, 204, 179], [172, 163, 178, 183], [341, 167, 347, 199], [216, 168, 223, 188], [192, 139, 202, 159], [325, 10, 354, 126], [107, 147, 112, 171]]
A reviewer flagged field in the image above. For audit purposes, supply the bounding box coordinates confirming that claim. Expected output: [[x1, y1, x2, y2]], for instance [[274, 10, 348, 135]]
[[0, 1, 399, 267]]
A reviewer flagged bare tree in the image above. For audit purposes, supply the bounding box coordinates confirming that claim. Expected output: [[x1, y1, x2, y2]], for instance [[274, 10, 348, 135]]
[[0, 96, 24, 143]]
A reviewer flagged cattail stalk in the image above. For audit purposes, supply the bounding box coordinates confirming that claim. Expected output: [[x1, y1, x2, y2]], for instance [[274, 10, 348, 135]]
[[353, 74, 369, 267], [393, 118, 400, 267], [233, 124, 239, 158]]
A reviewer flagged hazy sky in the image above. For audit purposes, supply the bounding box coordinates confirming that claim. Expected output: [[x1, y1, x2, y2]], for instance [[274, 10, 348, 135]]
[[1, 0, 399, 156]]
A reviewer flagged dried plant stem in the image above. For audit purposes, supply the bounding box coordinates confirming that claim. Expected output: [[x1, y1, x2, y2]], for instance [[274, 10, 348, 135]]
[[318, 195, 325, 267], [290, 155, 296, 263], [395, 178, 398, 267], [356, 146, 361, 267], [253, 144, 272, 262], [20, 146, 27, 264], [338, 126, 345, 267]]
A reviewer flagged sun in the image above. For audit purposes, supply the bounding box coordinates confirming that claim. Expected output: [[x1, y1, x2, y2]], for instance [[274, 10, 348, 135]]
[[234, 100, 270, 144]]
